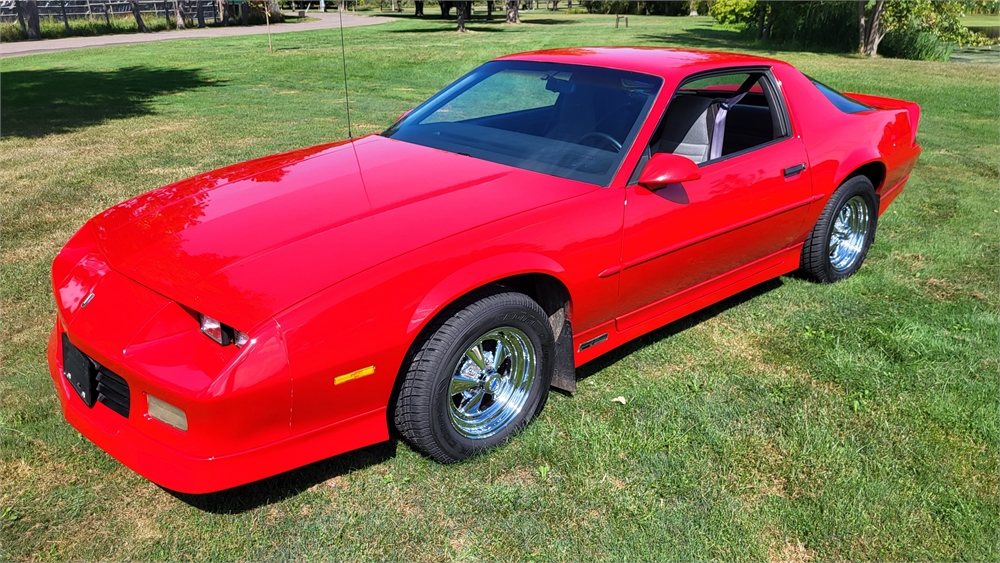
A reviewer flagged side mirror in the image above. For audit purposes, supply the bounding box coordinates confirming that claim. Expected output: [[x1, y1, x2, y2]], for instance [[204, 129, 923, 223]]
[[638, 153, 702, 190]]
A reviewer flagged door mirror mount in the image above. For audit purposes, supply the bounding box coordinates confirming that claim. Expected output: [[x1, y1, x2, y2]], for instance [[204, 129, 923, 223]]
[[638, 153, 702, 190]]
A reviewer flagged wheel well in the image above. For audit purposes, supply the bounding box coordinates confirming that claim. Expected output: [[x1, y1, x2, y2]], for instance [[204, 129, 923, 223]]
[[848, 161, 887, 192], [388, 273, 577, 431], [477, 274, 577, 393]]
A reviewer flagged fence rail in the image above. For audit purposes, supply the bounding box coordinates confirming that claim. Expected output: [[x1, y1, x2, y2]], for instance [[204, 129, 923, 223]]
[[0, 0, 223, 24]]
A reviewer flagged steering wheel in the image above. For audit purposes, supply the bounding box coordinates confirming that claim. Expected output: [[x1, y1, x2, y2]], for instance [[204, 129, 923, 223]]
[[577, 131, 622, 153]]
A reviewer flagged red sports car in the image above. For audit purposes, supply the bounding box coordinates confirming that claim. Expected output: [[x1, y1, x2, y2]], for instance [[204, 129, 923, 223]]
[[48, 48, 921, 493]]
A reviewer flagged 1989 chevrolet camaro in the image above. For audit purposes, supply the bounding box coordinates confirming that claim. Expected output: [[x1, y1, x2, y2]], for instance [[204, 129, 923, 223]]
[[49, 48, 921, 493]]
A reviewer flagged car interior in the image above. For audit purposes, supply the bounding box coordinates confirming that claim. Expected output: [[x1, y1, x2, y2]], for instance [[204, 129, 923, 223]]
[[647, 73, 785, 165], [464, 75, 653, 154]]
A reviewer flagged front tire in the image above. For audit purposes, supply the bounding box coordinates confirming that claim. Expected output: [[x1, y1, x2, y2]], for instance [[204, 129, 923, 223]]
[[800, 175, 879, 283], [394, 292, 554, 463]]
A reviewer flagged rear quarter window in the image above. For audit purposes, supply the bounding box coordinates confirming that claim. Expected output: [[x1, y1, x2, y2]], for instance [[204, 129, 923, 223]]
[[808, 77, 872, 114]]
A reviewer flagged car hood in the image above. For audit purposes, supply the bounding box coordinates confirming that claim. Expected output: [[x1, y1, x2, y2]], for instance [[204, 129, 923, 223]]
[[91, 135, 594, 331]]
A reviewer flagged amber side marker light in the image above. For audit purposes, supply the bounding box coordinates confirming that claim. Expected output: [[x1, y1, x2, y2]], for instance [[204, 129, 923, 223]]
[[334, 365, 375, 385], [147, 394, 188, 431]]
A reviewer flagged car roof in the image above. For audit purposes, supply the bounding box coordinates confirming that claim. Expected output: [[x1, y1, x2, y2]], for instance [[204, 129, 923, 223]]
[[498, 47, 789, 79]]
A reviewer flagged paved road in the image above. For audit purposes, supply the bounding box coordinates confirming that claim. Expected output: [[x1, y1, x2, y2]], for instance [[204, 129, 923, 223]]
[[0, 11, 392, 58]]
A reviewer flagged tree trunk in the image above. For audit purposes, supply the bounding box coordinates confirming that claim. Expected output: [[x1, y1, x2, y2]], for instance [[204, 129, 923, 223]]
[[241, 1, 249, 25], [456, 0, 468, 31], [414, 0, 423, 15], [164, 0, 172, 27], [857, 0, 866, 54], [104, 2, 112, 25], [197, 0, 205, 26], [174, 0, 186, 28], [59, 0, 70, 31], [14, 0, 28, 36], [755, 4, 765, 39], [505, 0, 518, 22], [689, 0, 697, 16], [128, 0, 150, 30], [440, 0, 452, 18], [859, 0, 886, 56], [763, 5, 774, 40], [486, 0, 493, 19], [23, 0, 41, 39]]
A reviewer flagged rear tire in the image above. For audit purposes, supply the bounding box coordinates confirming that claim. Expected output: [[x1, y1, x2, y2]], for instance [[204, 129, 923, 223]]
[[394, 292, 554, 463], [800, 175, 878, 283]]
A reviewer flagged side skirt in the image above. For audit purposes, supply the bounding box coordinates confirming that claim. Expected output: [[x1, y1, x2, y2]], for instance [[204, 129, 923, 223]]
[[572, 244, 803, 367]]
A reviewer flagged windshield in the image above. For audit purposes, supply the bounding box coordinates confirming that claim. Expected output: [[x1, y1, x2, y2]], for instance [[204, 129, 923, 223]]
[[383, 60, 662, 187]]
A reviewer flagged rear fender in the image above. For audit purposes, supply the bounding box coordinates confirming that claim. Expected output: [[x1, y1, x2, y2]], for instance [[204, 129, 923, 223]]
[[845, 92, 921, 147], [832, 150, 885, 192]]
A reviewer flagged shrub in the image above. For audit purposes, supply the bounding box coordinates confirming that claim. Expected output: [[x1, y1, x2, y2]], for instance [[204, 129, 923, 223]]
[[881, 18, 955, 61], [709, 0, 757, 29]]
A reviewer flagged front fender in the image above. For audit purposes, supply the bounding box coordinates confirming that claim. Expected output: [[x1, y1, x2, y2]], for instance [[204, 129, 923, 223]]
[[408, 251, 569, 337]]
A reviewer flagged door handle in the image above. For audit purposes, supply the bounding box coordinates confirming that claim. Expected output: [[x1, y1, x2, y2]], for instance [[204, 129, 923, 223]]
[[783, 164, 806, 177]]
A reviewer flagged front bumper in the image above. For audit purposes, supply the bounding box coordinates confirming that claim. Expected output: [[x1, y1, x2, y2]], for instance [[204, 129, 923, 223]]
[[48, 322, 387, 494]]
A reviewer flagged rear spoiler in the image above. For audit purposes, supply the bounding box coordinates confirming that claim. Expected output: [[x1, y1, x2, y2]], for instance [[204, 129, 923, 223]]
[[844, 92, 921, 147]]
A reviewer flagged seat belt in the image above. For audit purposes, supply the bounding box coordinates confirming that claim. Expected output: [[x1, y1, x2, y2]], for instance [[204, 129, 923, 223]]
[[709, 73, 763, 161]]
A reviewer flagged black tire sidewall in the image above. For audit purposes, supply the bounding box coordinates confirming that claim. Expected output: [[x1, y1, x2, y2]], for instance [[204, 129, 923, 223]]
[[809, 176, 879, 283], [426, 296, 553, 461]]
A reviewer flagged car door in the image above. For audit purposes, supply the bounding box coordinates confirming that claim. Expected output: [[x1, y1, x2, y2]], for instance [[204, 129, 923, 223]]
[[616, 70, 813, 331]]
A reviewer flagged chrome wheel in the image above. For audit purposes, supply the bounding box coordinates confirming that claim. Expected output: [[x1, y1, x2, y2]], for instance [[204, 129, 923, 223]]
[[448, 327, 535, 439], [829, 195, 870, 272]]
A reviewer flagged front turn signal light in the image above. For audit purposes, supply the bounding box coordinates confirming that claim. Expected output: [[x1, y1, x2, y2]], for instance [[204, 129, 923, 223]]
[[146, 394, 188, 432]]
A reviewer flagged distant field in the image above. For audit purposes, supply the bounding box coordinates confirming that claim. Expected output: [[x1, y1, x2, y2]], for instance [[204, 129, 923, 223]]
[[962, 13, 1000, 27], [1, 12, 997, 562]]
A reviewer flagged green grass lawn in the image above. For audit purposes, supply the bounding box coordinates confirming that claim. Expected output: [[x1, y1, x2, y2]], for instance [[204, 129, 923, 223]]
[[962, 13, 1000, 28], [1, 12, 997, 562]]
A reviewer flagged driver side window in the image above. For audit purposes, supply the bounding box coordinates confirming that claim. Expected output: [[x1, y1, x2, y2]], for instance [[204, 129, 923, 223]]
[[647, 70, 787, 166]]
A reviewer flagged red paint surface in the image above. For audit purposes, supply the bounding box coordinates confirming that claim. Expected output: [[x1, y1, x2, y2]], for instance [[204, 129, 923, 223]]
[[48, 48, 921, 493]]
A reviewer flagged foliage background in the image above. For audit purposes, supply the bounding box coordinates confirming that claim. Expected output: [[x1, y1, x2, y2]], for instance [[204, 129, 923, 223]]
[[1, 10, 997, 563]]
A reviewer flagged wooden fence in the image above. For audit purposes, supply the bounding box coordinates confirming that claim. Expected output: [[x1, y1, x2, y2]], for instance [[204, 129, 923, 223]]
[[0, 0, 222, 23]]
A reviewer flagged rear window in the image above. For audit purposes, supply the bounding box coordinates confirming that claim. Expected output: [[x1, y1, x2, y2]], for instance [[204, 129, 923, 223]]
[[808, 77, 871, 114]]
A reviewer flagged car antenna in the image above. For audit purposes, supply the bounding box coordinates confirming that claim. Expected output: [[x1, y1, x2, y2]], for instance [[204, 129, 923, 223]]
[[338, 7, 353, 139]]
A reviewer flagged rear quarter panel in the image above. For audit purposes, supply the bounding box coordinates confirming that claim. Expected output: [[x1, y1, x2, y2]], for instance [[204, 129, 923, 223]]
[[773, 65, 921, 226]]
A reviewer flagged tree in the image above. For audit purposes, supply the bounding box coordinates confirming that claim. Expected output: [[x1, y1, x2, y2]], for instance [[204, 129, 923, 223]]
[[414, 1, 424, 16], [13, 0, 28, 36], [249, 0, 274, 50], [506, 0, 520, 22], [20, 0, 41, 40], [127, 0, 150, 31], [456, 0, 470, 30], [197, 0, 206, 27], [174, 0, 187, 29], [59, 0, 70, 31], [858, 0, 887, 56]]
